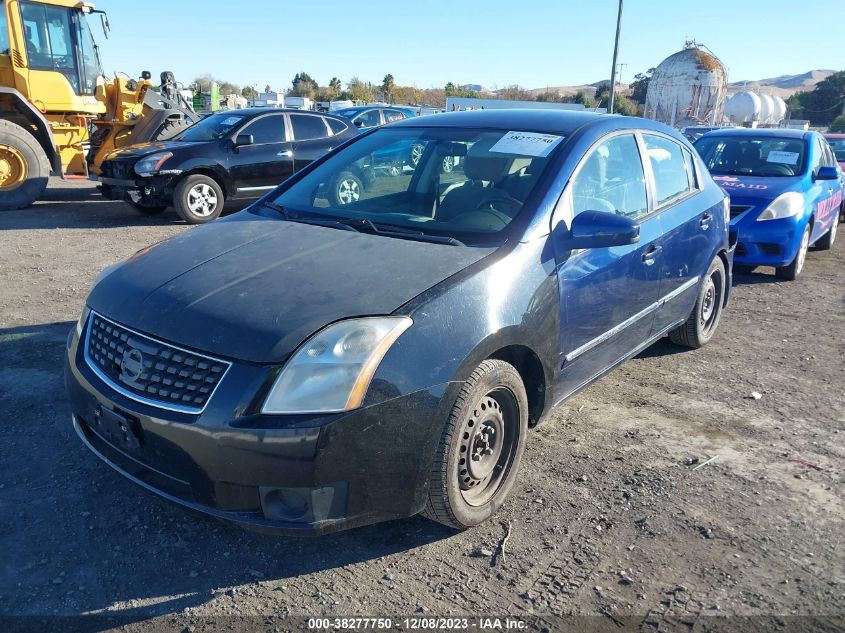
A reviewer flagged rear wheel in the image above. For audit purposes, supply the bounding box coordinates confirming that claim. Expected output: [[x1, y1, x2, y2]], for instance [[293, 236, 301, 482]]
[[669, 257, 726, 349], [173, 174, 224, 224], [0, 119, 51, 211], [776, 225, 810, 280], [329, 171, 363, 206], [815, 214, 838, 250], [423, 359, 528, 529]]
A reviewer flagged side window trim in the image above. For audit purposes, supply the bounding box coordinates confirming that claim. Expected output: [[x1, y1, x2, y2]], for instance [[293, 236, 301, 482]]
[[638, 131, 701, 219]]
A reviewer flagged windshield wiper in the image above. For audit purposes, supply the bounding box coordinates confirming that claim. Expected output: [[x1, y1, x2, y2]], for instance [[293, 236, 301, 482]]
[[263, 203, 361, 233], [347, 218, 465, 246]]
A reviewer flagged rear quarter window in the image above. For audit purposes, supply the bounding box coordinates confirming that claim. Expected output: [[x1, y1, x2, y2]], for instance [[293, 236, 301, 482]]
[[327, 118, 348, 135]]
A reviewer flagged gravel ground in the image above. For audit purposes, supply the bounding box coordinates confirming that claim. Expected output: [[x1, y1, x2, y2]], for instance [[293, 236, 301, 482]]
[[0, 179, 843, 632]]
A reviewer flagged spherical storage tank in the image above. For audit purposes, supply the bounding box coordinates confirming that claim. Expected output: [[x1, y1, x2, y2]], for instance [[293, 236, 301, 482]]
[[772, 96, 787, 123], [759, 94, 775, 124], [724, 91, 761, 124], [644, 42, 728, 128]]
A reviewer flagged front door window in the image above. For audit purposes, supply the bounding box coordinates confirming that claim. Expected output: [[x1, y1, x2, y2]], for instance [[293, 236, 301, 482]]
[[20, 1, 80, 93]]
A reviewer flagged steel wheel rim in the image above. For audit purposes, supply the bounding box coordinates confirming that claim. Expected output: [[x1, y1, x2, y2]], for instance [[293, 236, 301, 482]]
[[187, 183, 218, 217], [337, 178, 359, 204], [700, 272, 721, 333], [442, 156, 454, 173], [410, 144, 423, 167], [796, 229, 809, 275], [458, 387, 519, 507], [0, 144, 27, 191]]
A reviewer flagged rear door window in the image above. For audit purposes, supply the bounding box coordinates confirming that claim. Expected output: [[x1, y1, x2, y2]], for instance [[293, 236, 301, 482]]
[[0, 1, 9, 55], [384, 109, 406, 123], [290, 114, 329, 140], [642, 134, 693, 208], [354, 110, 382, 128], [239, 114, 286, 144]]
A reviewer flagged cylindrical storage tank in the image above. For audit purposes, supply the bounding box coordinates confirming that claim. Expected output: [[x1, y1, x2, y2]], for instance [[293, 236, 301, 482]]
[[725, 91, 761, 124], [644, 43, 728, 128], [771, 96, 787, 124], [758, 94, 775, 125]]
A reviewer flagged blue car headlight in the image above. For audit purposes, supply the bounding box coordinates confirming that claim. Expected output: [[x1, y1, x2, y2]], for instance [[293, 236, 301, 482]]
[[262, 317, 413, 414], [757, 192, 804, 221]]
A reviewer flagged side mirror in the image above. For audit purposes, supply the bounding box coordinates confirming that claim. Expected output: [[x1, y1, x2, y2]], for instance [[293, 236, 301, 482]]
[[816, 165, 839, 181], [140, 70, 151, 80], [235, 134, 254, 148], [560, 210, 640, 250]]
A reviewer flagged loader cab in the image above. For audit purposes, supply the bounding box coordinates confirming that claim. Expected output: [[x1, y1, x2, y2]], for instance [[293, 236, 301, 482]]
[[0, 1, 12, 87], [16, 0, 104, 97]]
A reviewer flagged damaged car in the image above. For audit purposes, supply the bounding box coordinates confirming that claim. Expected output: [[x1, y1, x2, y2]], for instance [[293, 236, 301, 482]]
[[67, 110, 733, 535]]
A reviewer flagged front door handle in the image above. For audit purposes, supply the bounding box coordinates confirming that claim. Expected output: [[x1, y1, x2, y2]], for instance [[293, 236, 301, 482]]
[[642, 244, 662, 265], [277, 150, 293, 158], [700, 212, 712, 229]]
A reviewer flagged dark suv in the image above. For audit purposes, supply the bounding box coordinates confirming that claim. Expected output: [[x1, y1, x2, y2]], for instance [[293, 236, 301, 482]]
[[97, 108, 357, 223]]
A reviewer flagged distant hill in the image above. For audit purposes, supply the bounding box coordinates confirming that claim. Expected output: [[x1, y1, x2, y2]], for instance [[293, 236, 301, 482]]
[[728, 69, 836, 97], [461, 70, 836, 102]]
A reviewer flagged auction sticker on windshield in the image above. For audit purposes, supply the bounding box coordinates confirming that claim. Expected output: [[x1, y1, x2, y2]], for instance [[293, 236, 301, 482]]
[[490, 131, 563, 157], [767, 150, 800, 165]]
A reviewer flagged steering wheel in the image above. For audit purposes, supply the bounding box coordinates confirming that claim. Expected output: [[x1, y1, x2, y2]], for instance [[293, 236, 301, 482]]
[[473, 189, 521, 220]]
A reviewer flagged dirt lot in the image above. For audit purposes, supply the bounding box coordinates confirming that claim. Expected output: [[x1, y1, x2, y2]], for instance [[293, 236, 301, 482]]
[[0, 179, 843, 632]]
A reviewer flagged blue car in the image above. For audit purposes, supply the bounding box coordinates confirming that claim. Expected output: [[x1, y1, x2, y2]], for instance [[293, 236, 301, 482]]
[[66, 110, 733, 534], [694, 128, 842, 280], [333, 106, 411, 130]]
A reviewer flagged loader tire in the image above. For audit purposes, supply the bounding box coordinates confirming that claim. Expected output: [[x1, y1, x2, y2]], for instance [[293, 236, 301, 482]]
[[154, 119, 190, 141], [0, 119, 51, 211]]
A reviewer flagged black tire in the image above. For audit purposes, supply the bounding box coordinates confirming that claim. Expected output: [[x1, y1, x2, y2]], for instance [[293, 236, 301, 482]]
[[775, 225, 810, 281], [329, 171, 363, 206], [128, 200, 168, 215], [0, 119, 51, 211], [423, 359, 528, 530], [173, 174, 224, 224], [733, 264, 756, 274], [669, 257, 726, 349], [154, 118, 190, 141], [815, 214, 838, 251]]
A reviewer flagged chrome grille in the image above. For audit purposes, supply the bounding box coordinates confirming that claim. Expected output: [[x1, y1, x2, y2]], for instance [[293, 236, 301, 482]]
[[84, 312, 230, 413]]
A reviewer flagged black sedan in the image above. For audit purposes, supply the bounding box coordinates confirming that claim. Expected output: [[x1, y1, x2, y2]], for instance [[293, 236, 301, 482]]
[[66, 110, 732, 535], [97, 108, 357, 223]]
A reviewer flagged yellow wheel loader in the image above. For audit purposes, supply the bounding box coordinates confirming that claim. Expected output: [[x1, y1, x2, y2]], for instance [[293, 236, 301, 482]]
[[0, 0, 197, 210]]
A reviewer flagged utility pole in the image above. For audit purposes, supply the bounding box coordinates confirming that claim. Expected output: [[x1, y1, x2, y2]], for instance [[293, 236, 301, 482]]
[[608, 0, 624, 115]]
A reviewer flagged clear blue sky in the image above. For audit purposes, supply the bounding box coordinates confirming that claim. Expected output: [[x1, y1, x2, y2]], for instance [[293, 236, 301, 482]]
[[92, 0, 842, 91]]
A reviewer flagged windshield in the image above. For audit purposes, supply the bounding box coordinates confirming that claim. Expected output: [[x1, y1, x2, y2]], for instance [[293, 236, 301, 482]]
[[77, 13, 103, 95], [828, 138, 845, 163], [173, 113, 248, 142], [266, 127, 564, 245], [695, 135, 807, 177]]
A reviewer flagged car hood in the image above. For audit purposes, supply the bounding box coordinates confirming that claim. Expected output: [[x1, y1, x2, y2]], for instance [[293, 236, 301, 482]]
[[87, 213, 494, 363], [105, 140, 206, 161], [712, 174, 802, 205]]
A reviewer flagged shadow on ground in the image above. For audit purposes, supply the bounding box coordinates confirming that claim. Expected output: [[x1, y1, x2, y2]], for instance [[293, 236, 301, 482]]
[[0, 322, 454, 623]]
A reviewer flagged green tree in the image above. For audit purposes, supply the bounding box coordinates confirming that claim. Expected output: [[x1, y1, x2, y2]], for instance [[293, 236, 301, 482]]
[[535, 91, 559, 102], [629, 68, 655, 104], [348, 76, 374, 103], [382, 74, 395, 103], [264, 84, 272, 94], [329, 77, 342, 96], [291, 72, 318, 97], [241, 85, 257, 99], [830, 115, 845, 132], [788, 71, 845, 126]]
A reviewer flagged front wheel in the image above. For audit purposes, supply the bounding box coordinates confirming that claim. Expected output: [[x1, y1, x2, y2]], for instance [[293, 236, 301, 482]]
[[329, 171, 363, 206], [0, 119, 51, 211], [173, 174, 224, 224], [669, 256, 726, 349], [775, 225, 810, 281], [815, 214, 838, 251], [423, 359, 528, 530]]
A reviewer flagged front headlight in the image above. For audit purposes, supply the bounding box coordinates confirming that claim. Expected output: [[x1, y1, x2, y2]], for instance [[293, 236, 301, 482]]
[[757, 192, 804, 221], [75, 305, 91, 338], [262, 317, 413, 414], [134, 151, 173, 177]]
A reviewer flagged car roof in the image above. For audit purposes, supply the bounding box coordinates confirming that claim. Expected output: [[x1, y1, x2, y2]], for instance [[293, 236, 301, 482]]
[[698, 127, 809, 141], [206, 108, 339, 118], [388, 108, 624, 134]]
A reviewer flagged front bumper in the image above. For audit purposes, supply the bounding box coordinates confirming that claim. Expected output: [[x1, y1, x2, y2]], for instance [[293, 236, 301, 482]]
[[730, 213, 805, 268], [98, 160, 176, 205], [65, 326, 451, 535]]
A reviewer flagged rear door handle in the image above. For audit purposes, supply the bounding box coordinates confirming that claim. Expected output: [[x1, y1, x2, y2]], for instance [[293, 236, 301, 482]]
[[700, 212, 712, 229], [642, 244, 662, 265], [277, 150, 293, 158]]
